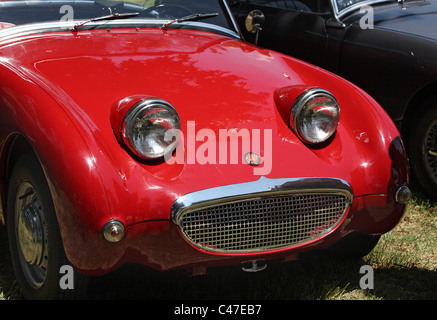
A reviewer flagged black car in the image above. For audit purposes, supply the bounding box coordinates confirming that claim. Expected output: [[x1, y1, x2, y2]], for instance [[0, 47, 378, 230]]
[[228, 0, 437, 199]]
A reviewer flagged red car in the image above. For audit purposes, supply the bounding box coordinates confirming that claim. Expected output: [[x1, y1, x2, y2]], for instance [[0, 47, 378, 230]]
[[0, 0, 410, 299]]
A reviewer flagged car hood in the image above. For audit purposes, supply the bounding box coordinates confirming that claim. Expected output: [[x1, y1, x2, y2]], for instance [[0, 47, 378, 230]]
[[370, 0, 437, 40], [0, 27, 404, 214]]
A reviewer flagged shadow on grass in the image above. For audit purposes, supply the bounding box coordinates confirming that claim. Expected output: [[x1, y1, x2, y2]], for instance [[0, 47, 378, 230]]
[[1, 224, 436, 300], [83, 255, 436, 300]]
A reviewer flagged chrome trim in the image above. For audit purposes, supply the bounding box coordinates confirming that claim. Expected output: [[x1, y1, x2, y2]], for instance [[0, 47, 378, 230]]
[[327, 0, 346, 28], [156, 20, 240, 39], [395, 185, 412, 204], [0, 0, 241, 36], [221, 0, 241, 36], [102, 219, 125, 243], [172, 176, 353, 254], [331, 0, 394, 19], [0, 21, 72, 41], [0, 20, 240, 41], [172, 176, 353, 224], [241, 260, 267, 273]]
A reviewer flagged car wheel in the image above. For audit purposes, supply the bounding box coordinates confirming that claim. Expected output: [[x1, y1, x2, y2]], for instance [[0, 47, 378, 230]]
[[7, 154, 87, 299], [408, 103, 437, 199]]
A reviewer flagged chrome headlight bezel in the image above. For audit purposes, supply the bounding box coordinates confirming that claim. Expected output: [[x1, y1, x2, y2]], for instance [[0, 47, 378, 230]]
[[290, 88, 340, 145], [122, 98, 181, 160]]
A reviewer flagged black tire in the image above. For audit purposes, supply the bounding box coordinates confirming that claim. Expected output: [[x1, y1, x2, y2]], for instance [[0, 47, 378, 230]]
[[408, 103, 437, 199], [7, 154, 88, 299]]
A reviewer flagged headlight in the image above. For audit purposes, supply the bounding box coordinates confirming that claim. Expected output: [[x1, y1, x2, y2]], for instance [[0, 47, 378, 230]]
[[122, 98, 180, 159], [291, 89, 340, 144]]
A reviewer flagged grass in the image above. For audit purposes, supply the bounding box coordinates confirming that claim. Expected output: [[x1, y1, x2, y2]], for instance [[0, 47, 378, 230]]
[[1, 195, 436, 300]]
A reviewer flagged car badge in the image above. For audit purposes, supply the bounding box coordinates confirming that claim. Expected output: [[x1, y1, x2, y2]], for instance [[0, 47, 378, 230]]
[[245, 152, 262, 166]]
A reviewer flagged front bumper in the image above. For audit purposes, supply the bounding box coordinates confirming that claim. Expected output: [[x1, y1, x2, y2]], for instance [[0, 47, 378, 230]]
[[72, 177, 408, 275]]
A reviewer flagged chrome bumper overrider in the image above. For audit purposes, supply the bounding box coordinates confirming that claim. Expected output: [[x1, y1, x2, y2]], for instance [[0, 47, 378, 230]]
[[171, 177, 353, 254]]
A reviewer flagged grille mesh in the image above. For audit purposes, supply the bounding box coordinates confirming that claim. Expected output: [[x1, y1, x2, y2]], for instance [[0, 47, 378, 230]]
[[177, 193, 349, 253]]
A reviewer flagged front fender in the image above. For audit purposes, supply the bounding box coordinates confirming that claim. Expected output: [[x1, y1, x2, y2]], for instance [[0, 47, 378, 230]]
[[0, 61, 117, 271]]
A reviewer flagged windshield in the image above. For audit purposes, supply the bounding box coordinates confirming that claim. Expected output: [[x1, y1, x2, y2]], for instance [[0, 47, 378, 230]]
[[336, 0, 364, 11], [0, 0, 233, 30]]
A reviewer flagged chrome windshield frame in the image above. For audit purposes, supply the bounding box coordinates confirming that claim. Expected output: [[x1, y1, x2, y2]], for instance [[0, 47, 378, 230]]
[[330, 0, 395, 20], [0, 0, 242, 40]]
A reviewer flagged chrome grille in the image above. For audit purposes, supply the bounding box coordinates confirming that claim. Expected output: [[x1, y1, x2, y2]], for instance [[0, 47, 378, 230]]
[[177, 193, 350, 253]]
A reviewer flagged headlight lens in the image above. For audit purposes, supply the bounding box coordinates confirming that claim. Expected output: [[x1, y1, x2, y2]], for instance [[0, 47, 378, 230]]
[[122, 98, 180, 159], [291, 89, 340, 144]]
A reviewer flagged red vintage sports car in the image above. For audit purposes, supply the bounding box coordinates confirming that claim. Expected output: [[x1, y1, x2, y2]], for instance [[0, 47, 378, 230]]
[[0, 0, 410, 299]]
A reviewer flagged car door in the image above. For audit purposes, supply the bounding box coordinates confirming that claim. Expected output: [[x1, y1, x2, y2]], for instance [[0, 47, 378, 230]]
[[231, 0, 331, 69]]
